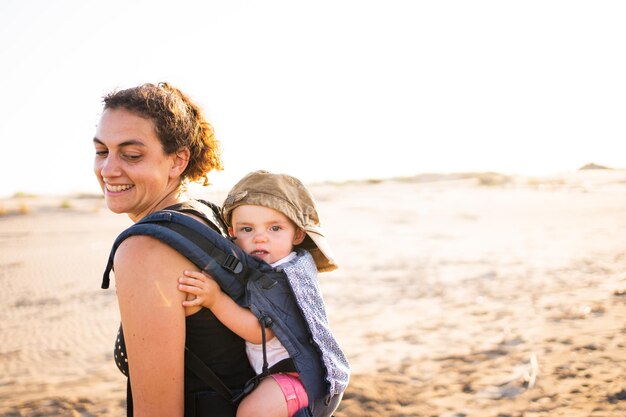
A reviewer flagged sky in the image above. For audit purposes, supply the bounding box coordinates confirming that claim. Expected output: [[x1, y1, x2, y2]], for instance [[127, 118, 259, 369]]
[[1, 0, 625, 198]]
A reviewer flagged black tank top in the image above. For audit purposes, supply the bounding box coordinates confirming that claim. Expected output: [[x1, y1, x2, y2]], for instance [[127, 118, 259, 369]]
[[113, 200, 254, 394]]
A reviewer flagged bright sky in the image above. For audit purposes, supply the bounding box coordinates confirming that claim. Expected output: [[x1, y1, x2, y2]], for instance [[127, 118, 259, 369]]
[[1, 0, 625, 197]]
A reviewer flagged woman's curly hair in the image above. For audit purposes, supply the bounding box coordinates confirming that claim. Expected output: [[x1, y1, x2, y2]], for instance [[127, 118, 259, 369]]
[[103, 82, 223, 186]]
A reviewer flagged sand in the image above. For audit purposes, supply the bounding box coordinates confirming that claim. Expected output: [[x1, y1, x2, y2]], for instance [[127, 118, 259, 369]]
[[1, 170, 625, 416]]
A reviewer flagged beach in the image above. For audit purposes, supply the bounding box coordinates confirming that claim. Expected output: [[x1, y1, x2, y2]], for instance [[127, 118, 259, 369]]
[[1, 170, 625, 416]]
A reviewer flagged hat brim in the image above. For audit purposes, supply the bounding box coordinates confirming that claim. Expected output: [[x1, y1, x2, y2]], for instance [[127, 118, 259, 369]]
[[304, 227, 338, 273]]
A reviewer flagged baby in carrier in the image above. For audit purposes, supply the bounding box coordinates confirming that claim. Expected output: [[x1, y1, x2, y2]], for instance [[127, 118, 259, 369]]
[[178, 170, 349, 417]]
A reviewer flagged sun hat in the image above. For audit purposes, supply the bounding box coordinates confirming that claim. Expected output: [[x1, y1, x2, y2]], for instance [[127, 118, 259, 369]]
[[222, 170, 338, 272]]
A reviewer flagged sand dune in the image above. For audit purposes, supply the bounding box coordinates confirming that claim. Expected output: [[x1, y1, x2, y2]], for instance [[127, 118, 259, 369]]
[[1, 170, 625, 416]]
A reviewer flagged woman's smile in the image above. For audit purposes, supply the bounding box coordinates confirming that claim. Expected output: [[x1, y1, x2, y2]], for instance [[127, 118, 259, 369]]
[[105, 183, 135, 193]]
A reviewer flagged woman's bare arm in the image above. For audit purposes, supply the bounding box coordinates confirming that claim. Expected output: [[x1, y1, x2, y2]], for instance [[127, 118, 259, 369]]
[[114, 235, 200, 417]]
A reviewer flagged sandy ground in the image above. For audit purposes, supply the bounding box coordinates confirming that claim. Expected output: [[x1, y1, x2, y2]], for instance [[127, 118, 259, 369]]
[[1, 170, 625, 416]]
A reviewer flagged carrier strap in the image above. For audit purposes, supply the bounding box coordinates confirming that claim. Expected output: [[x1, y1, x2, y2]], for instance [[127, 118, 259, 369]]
[[164, 221, 244, 277], [101, 209, 245, 290], [260, 316, 271, 377], [185, 347, 236, 402]]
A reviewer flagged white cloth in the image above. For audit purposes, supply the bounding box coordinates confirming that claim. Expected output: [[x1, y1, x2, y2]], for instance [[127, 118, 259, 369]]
[[246, 336, 290, 375], [270, 251, 297, 268]]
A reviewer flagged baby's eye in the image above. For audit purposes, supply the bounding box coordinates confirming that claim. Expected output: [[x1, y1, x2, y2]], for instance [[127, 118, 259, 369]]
[[240, 227, 253, 233], [270, 226, 281, 232]]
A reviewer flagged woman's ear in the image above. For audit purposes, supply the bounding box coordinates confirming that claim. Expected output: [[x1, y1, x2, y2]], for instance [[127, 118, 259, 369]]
[[293, 228, 306, 245], [169, 147, 190, 178]]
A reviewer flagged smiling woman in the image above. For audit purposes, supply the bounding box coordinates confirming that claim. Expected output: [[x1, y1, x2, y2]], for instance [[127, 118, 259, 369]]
[[93, 83, 254, 417]]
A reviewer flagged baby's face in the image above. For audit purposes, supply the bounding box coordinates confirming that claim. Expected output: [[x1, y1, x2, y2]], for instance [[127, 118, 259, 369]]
[[229, 205, 305, 264]]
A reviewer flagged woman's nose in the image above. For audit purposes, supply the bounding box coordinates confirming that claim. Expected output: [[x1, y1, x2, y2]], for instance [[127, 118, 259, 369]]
[[99, 155, 120, 178]]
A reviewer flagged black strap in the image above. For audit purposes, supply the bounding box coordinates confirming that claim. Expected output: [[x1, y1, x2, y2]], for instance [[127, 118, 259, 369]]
[[126, 378, 134, 416], [259, 316, 272, 377], [257, 316, 297, 376], [259, 316, 272, 376], [267, 358, 297, 374], [185, 347, 236, 402]]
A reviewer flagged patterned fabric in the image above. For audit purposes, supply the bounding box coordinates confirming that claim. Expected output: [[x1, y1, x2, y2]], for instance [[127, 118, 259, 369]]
[[114, 325, 128, 376], [278, 251, 350, 396]]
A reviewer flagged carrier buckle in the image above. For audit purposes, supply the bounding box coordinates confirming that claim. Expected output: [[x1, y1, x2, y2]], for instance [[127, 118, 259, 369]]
[[222, 255, 243, 274], [232, 376, 260, 403], [259, 275, 277, 289]]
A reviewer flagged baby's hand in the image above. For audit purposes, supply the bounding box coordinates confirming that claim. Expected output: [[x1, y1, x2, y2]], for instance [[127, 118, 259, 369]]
[[178, 270, 222, 309]]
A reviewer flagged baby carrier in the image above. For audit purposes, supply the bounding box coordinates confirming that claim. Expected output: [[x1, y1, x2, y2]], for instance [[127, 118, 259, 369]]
[[101, 200, 349, 417]]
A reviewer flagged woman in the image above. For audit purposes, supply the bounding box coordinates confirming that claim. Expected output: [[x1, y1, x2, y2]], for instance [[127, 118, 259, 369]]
[[94, 83, 254, 417]]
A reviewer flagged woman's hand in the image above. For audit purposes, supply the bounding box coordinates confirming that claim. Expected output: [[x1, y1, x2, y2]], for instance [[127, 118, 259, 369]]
[[178, 270, 224, 309]]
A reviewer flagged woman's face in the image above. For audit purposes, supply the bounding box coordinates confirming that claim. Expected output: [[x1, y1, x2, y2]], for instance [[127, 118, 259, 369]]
[[93, 108, 181, 221]]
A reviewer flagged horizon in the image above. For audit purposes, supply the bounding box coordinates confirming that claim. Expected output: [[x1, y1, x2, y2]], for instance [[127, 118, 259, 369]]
[[1, 1, 625, 198], [2, 164, 622, 200]]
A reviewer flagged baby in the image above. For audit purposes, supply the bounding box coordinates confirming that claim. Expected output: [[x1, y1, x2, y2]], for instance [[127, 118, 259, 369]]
[[178, 170, 348, 417]]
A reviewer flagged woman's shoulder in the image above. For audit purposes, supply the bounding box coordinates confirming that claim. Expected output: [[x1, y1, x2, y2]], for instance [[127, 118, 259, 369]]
[[112, 228, 202, 316], [112, 198, 226, 267], [114, 234, 191, 271]]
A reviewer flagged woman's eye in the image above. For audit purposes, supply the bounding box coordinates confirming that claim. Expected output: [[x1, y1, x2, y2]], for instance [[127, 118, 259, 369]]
[[123, 153, 142, 161], [95, 150, 108, 157]]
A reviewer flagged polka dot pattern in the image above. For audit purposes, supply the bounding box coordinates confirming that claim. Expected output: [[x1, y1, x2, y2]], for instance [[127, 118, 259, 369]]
[[113, 325, 129, 377]]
